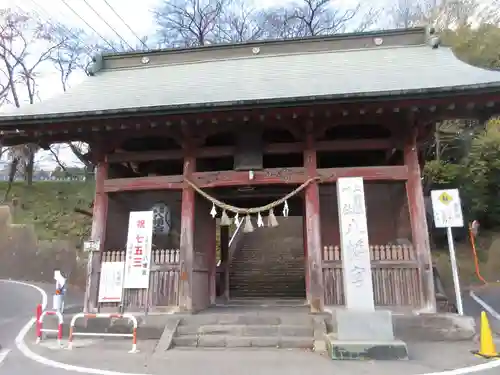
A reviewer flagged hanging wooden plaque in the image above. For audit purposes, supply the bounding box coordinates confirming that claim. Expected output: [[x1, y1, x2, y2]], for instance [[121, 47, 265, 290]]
[[234, 127, 263, 170]]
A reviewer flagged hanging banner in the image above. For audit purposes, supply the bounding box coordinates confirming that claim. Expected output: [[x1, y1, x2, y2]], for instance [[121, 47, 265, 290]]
[[98, 262, 125, 302], [123, 211, 154, 289]]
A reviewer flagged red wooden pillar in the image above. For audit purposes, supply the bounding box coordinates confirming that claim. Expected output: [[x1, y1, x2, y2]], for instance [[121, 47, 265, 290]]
[[302, 199, 310, 304], [179, 153, 196, 311], [304, 130, 324, 313], [84, 162, 109, 313], [404, 128, 436, 312]]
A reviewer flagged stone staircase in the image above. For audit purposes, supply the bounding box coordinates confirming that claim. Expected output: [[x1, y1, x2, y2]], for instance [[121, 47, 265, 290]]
[[172, 309, 326, 349], [229, 216, 306, 299]]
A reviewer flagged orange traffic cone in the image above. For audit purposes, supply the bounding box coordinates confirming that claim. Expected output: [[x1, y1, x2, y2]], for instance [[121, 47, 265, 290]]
[[472, 311, 500, 359]]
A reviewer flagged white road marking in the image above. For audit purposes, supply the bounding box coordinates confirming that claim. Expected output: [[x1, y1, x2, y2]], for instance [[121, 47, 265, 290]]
[[0, 349, 11, 366], [2, 279, 500, 375], [470, 290, 500, 321]]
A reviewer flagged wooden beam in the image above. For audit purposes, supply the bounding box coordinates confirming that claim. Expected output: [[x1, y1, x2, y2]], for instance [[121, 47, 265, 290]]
[[106, 149, 183, 163], [104, 139, 395, 164], [315, 138, 394, 152], [318, 165, 409, 181], [191, 167, 306, 188], [103, 175, 184, 192], [103, 165, 409, 192]]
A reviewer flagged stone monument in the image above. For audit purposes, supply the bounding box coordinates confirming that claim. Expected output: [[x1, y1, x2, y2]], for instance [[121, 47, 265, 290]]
[[326, 177, 409, 360]]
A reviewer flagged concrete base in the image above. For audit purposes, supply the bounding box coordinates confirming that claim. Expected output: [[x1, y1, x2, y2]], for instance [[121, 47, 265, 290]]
[[326, 334, 409, 360], [329, 309, 409, 360], [336, 309, 395, 341]]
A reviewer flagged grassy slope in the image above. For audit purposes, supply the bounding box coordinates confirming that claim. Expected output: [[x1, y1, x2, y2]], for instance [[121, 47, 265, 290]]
[[1, 181, 94, 241]]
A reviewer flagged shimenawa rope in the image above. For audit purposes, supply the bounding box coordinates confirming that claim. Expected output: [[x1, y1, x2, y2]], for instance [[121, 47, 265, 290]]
[[184, 177, 320, 215]]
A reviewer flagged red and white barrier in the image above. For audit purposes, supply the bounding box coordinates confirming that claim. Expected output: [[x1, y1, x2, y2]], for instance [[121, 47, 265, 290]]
[[68, 313, 138, 353], [36, 304, 63, 346]]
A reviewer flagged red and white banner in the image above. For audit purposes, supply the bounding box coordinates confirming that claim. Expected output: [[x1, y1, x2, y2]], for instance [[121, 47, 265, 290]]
[[123, 211, 154, 289]]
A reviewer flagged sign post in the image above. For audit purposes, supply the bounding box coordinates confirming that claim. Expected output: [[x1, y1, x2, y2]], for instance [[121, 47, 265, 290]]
[[430, 189, 465, 315]]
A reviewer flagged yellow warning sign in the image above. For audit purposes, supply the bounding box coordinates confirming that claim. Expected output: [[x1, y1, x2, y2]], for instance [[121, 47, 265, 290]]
[[439, 192, 453, 206]]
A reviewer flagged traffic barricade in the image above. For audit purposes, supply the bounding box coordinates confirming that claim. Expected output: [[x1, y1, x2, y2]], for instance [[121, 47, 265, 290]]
[[35, 304, 63, 346], [68, 313, 138, 353]]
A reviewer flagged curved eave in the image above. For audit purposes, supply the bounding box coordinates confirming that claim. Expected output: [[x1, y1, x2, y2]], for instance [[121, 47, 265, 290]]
[[0, 84, 499, 127]]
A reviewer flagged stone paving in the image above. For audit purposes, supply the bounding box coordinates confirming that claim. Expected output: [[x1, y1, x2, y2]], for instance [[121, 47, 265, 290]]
[[26, 336, 500, 375]]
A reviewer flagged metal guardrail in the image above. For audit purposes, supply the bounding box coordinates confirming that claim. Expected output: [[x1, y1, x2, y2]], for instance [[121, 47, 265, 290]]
[[68, 313, 138, 353], [36, 306, 64, 346]]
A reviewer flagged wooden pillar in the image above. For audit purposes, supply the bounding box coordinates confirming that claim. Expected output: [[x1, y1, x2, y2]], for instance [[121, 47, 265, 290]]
[[404, 128, 436, 313], [220, 226, 229, 298], [302, 199, 311, 304], [304, 130, 325, 313], [179, 152, 196, 311], [84, 162, 109, 313]]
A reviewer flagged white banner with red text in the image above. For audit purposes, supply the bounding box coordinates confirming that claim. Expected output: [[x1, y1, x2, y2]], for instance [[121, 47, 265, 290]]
[[123, 211, 154, 289]]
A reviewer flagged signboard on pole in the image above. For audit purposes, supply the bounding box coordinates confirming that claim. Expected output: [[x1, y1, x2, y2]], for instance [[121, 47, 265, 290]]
[[123, 211, 154, 289], [430, 188, 464, 315], [98, 262, 125, 303], [83, 240, 100, 252], [430, 189, 464, 228]]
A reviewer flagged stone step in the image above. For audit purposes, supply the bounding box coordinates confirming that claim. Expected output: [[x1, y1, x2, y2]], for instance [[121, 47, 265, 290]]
[[178, 314, 313, 326], [230, 271, 305, 276], [172, 335, 314, 348], [229, 263, 305, 268], [229, 290, 306, 296], [176, 324, 313, 336], [229, 293, 306, 299], [229, 284, 305, 290]]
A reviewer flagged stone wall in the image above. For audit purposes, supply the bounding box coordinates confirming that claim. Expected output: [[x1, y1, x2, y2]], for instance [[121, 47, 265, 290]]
[[0, 205, 87, 289]]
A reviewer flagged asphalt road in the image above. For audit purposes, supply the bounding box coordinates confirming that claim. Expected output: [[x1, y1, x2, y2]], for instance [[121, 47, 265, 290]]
[[0, 281, 83, 375]]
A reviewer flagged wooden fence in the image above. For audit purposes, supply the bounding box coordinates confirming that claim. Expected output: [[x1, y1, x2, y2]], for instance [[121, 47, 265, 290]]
[[322, 244, 422, 307], [98, 249, 180, 311]]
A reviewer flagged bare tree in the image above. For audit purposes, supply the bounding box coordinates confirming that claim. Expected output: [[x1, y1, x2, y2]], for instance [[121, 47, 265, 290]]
[[388, 0, 427, 29], [153, 0, 229, 47], [50, 26, 91, 92], [256, 0, 379, 40], [289, 0, 379, 36], [433, 0, 479, 29], [387, 0, 480, 30], [480, 0, 500, 23], [0, 8, 65, 186], [216, 0, 264, 42]]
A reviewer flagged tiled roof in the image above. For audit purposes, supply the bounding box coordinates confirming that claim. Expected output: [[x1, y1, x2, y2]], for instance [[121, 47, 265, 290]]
[[1, 43, 500, 122]]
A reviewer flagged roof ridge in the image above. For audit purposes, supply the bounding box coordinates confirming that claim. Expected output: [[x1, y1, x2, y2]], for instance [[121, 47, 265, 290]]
[[98, 44, 430, 75]]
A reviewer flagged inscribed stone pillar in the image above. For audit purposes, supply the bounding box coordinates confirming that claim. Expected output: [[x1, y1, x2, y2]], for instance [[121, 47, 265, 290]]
[[327, 177, 408, 361], [336, 177, 374, 311]]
